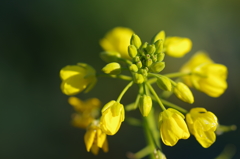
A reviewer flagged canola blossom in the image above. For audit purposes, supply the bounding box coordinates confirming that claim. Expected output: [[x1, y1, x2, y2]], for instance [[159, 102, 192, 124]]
[[186, 108, 218, 148], [181, 52, 228, 97], [159, 108, 190, 146], [60, 27, 234, 158]]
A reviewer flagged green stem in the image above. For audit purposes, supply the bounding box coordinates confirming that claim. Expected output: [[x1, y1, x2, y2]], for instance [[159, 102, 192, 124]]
[[143, 107, 162, 159], [161, 99, 188, 114], [96, 74, 132, 80], [146, 82, 166, 111], [164, 72, 191, 78], [116, 81, 134, 103]]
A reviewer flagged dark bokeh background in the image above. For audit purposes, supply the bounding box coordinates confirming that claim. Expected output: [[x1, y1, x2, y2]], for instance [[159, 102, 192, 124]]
[[1, 0, 240, 159]]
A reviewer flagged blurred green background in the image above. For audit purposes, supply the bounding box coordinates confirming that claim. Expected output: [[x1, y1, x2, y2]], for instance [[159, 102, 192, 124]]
[[1, 0, 240, 159]]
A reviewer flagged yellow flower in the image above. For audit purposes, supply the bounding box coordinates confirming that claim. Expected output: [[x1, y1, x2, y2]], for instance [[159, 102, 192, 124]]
[[164, 37, 192, 57], [100, 27, 134, 59], [68, 97, 101, 128], [181, 52, 228, 97], [186, 107, 218, 148], [84, 120, 108, 155], [60, 63, 97, 95], [100, 100, 125, 135], [159, 108, 190, 146], [173, 82, 194, 104]]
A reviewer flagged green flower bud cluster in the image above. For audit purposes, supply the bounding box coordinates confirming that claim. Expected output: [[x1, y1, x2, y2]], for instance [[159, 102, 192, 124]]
[[128, 34, 166, 84]]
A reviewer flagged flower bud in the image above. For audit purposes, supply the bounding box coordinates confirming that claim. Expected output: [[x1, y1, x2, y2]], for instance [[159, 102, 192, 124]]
[[146, 44, 156, 54], [173, 82, 194, 104], [100, 51, 121, 63], [133, 73, 144, 84], [146, 59, 153, 67], [141, 42, 148, 49], [155, 39, 164, 53], [130, 34, 142, 49], [128, 45, 138, 58], [156, 76, 172, 91], [152, 30, 165, 43], [102, 62, 121, 75], [157, 52, 165, 62], [140, 68, 148, 77], [150, 62, 165, 73], [129, 64, 138, 72], [134, 56, 140, 62], [139, 95, 152, 117], [136, 61, 142, 68]]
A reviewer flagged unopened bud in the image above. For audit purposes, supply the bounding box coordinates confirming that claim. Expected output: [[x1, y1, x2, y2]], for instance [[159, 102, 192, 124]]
[[150, 62, 165, 73], [102, 62, 121, 75], [140, 68, 148, 77], [146, 44, 156, 54], [157, 52, 165, 62], [155, 39, 164, 53], [134, 56, 140, 62], [128, 45, 138, 58], [130, 34, 142, 49], [156, 76, 172, 91], [146, 59, 153, 67], [141, 42, 148, 49], [100, 51, 121, 63], [129, 64, 138, 72], [152, 30, 165, 43], [139, 95, 152, 117], [173, 82, 194, 104], [133, 73, 144, 84], [137, 61, 142, 68]]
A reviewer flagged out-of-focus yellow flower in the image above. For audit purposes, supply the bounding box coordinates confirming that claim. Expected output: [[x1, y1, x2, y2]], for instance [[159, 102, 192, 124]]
[[69, 97, 100, 128], [173, 82, 194, 104], [181, 52, 228, 97], [60, 63, 97, 95], [186, 107, 218, 148], [84, 120, 108, 155], [159, 108, 190, 146], [100, 27, 134, 59], [100, 100, 125, 135], [164, 37, 192, 58]]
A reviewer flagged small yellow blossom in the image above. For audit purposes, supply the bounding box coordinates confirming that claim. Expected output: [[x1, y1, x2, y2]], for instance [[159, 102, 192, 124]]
[[100, 27, 134, 59], [186, 107, 218, 148], [164, 37, 192, 57], [139, 95, 152, 117], [84, 120, 108, 155], [69, 97, 100, 128], [100, 100, 125, 135], [181, 52, 228, 97], [159, 108, 190, 146], [102, 62, 121, 75], [60, 63, 97, 95], [173, 82, 194, 104]]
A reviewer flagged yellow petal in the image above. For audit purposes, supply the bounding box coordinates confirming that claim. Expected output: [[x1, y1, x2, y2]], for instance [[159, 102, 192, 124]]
[[60, 65, 85, 80], [84, 129, 96, 152], [100, 27, 134, 59], [165, 37, 192, 58]]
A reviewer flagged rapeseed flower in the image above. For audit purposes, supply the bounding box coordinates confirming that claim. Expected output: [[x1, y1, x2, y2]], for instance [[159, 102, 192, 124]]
[[159, 108, 190, 146], [186, 107, 218, 148], [84, 120, 108, 155], [100, 100, 125, 135], [181, 52, 228, 97], [60, 63, 97, 95]]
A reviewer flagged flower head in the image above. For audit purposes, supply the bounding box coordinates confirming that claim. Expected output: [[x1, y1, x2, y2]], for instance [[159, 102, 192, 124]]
[[69, 97, 101, 128], [100, 100, 125, 135], [84, 120, 108, 155], [181, 52, 228, 97], [100, 27, 134, 59], [60, 63, 97, 95], [186, 107, 218, 148], [159, 108, 190, 146]]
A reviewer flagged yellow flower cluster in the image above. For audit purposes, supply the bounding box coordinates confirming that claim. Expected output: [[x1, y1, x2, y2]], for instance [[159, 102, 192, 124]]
[[59, 27, 231, 158]]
